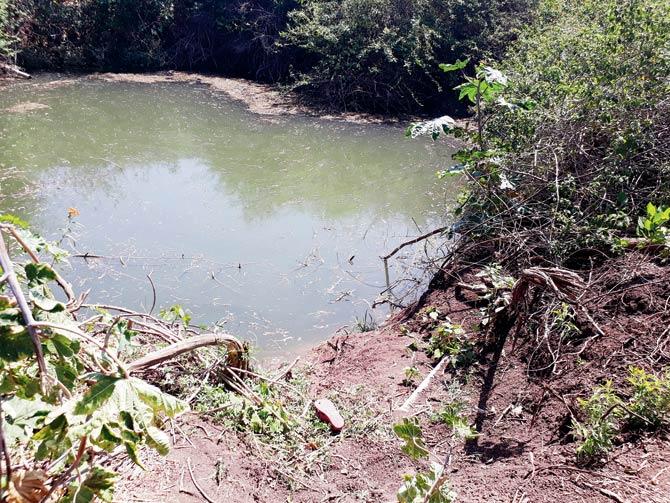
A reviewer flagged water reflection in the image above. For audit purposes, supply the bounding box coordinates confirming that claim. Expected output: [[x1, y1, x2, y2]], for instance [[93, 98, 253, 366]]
[[0, 76, 457, 357]]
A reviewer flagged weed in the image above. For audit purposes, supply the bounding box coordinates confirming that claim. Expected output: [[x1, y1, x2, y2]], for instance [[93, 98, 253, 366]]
[[572, 381, 620, 460], [637, 202, 670, 245], [626, 367, 670, 428], [428, 320, 475, 368], [573, 367, 670, 460], [393, 418, 457, 502], [354, 310, 378, 332], [402, 366, 421, 387], [431, 401, 477, 440]]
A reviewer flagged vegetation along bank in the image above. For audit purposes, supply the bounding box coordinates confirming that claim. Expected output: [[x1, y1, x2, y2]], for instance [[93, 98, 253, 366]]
[[1, 0, 669, 501]]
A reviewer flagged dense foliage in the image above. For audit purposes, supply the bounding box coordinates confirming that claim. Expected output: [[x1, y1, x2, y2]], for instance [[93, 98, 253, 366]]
[[282, 0, 535, 112], [1, 0, 536, 112], [416, 0, 670, 266]]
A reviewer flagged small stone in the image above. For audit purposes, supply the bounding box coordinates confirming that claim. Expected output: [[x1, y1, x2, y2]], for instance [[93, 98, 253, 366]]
[[314, 398, 345, 432]]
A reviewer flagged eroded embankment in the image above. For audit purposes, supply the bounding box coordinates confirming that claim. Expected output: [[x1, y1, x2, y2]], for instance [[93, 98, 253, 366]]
[[119, 250, 670, 503]]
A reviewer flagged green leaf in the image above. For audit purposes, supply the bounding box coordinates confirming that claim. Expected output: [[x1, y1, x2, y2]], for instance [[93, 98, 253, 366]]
[[0, 213, 29, 229], [125, 439, 144, 468], [54, 363, 78, 390], [25, 263, 57, 287], [0, 330, 34, 361], [393, 418, 429, 460], [62, 467, 117, 503], [146, 426, 170, 456], [74, 375, 121, 415], [29, 290, 65, 312], [438, 58, 469, 73], [397, 463, 455, 503], [129, 378, 189, 418], [93, 424, 123, 452]]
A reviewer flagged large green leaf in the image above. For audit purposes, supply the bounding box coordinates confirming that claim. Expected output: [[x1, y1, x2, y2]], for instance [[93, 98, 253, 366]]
[[62, 467, 117, 503], [393, 418, 429, 460], [146, 425, 170, 456], [25, 263, 57, 287], [2, 396, 51, 444], [29, 289, 65, 313], [0, 330, 34, 361], [128, 378, 189, 418], [74, 375, 121, 415]]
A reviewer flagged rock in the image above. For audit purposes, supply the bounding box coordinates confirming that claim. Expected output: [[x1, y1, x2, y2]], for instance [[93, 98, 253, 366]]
[[314, 398, 344, 432]]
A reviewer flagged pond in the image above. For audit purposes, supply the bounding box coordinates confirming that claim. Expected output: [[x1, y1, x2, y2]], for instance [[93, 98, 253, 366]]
[[0, 75, 457, 359]]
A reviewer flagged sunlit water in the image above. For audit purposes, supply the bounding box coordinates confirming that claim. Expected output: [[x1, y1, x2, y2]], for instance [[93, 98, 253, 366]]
[[0, 75, 457, 359]]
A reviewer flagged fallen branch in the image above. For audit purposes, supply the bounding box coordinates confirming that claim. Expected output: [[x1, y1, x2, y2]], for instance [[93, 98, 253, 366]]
[[381, 226, 448, 260], [397, 355, 449, 412], [127, 333, 246, 373], [0, 230, 48, 393], [0, 63, 30, 79]]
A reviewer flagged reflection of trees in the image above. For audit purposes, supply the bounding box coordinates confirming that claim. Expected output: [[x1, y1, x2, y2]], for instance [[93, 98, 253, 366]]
[[1, 78, 456, 222]]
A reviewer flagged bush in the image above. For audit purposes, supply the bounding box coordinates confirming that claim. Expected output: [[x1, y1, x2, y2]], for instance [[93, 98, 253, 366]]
[[12, 0, 172, 70], [5, 0, 536, 112], [484, 0, 670, 264], [417, 0, 670, 267], [282, 0, 536, 113]]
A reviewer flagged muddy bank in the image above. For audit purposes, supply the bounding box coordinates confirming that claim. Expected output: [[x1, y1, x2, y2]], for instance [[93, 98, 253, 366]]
[[91, 72, 409, 124], [2, 71, 418, 124], [121, 250, 670, 502]]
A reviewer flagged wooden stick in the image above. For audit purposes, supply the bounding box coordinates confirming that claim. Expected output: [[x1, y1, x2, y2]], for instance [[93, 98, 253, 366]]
[[0, 231, 48, 393], [381, 226, 448, 260], [186, 458, 217, 503], [127, 333, 245, 373], [397, 356, 449, 412]]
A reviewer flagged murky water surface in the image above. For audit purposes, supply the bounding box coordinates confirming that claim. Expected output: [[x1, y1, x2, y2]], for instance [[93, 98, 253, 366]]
[[0, 75, 456, 358]]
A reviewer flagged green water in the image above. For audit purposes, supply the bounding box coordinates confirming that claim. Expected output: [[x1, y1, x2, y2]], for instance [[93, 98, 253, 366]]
[[0, 75, 456, 358]]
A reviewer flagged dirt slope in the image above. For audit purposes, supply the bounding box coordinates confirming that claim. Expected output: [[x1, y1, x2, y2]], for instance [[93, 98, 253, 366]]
[[120, 252, 670, 503]]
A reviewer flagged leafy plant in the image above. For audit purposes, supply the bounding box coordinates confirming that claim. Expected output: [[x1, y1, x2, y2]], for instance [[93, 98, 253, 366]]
[[160, 303, 192, 325], [636, 202, 670, 245], [431, 401, 477, 440], [393, 418, 430, 460], [402, 366, 420, 387], [626, 367, 670, 428], [573, 367, 670, 460], [572, 381, 620, 460], [397, 463, 455, 503], [428, 320, 474, 368], [0, 224, 193, 501], [393, 418, 457, 502]]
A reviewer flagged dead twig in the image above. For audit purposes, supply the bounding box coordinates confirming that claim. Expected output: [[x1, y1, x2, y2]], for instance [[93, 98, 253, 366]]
[[186, 458, 217, 503]]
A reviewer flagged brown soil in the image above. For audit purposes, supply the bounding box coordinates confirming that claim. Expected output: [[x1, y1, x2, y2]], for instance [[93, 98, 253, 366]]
[[121, 251, 670, 503]]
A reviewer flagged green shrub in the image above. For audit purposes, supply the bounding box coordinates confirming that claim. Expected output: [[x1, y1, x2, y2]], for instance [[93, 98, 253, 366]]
[[412, 0, 670, 265], [282, 0, 536, 112], [573, 368, 670, 461], [486, 0, 670, 263]]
